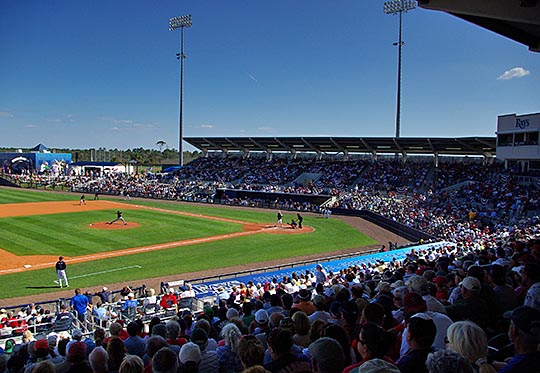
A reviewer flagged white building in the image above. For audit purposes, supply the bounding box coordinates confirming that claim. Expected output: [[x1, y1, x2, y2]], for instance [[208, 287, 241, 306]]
[[497, 112, 540, 172]]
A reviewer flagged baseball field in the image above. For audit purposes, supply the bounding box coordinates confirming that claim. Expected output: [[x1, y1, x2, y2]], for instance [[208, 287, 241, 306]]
[[0, 187, 380, 303]]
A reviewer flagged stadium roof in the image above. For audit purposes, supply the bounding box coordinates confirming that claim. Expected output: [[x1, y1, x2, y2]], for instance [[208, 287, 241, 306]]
[[418, 0, 540, 52], [184, 136, 497, 157]]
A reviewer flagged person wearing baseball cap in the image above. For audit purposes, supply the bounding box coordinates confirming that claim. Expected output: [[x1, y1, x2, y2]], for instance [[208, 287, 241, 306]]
[[55, 256, 69, 288], [446, 276, 494, 331], [499, 306, 540, 373]]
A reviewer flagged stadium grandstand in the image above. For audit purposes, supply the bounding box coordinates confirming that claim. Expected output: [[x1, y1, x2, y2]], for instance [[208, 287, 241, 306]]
[[1, 0, 539, 369]]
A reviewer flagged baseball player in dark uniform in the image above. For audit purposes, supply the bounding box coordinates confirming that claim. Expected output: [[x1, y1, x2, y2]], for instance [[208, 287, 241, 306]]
[[297, 213, 303, 229], [55, 256, 69, 288], [108, 210, 127, 225]]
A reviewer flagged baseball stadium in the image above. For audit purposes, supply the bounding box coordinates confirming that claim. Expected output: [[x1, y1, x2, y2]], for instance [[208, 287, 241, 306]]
[[1, 1, 539, 372]]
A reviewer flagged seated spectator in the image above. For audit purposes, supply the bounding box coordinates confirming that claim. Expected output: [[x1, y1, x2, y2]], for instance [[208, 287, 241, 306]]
[[92, 302, 110, 326], [124, 321, 146, 358], [88, 346, 108, 373], [165, 320, 187, 353], [396, 315, 437, 373], [122, 293, 138, 318], [488, 265, 518, 315], [308, 337, 346, 373], [152, 347, 178, 373], [119, 355, 144, 373], [400, 292, 453, 356], [407, 275, 447, 314], [143, 336, 168, 373], [291, 289, 316, 316], [179, 342, 201, 373], [498, 306, 540, 373], [320, 323, 356, 367], [65, 341, 92, 373], [426, 350, 473, 373], [343, 322, 396, 373], [217, 323, 243, 373], [159, 288, 178, 311], [106, 337, 126, 372], [237, 335, 265, 371], [190, 328, 219, 373], [179, 283, 196, 299], [264, 327, 311, 372], [291, 312, 311, 348], [522, 263, 540, 312], [142, 288, 158, 312], [446, 321, 496, 373], [445, 277, 493, 331]]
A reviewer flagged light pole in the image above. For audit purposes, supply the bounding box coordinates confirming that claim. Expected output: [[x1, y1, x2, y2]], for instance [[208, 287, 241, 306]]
[[384, 0, 415, 139], [169, 14, 192, 166]]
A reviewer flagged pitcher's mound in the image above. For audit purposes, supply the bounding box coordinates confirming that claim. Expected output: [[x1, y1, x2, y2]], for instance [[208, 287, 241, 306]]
[[89, 222, 141, 230]]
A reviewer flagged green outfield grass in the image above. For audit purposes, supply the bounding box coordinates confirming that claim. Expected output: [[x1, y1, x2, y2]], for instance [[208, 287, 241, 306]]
[[0, 188, 377, 300]]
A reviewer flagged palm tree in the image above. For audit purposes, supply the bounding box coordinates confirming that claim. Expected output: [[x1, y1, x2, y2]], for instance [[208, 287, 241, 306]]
[[156, 140, 167, 152]]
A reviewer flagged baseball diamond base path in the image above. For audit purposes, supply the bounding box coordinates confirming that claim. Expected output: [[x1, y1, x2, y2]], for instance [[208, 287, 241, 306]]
[[0, 197, 410, 307], [0, 200, 313, 274]]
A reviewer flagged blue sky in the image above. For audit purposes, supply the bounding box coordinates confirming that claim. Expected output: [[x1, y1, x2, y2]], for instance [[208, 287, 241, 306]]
[[1, 1, 538, 151]]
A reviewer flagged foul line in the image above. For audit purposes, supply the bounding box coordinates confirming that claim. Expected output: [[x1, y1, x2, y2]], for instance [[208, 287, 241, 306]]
[[69, 265, 143, 279]]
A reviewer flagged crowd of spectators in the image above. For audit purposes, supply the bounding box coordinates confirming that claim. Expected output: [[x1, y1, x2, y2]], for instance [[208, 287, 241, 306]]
[[2, 236, 540, 372], [2, 155, 540, 371]]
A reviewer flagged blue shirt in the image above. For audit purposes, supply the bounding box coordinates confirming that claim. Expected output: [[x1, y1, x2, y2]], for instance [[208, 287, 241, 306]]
[[70, 294, 88, 315]]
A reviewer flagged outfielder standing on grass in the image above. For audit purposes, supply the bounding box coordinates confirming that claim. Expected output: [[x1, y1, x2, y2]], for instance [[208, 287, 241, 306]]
[[108, 210, 127, 225], [55, 256, 69, 288]]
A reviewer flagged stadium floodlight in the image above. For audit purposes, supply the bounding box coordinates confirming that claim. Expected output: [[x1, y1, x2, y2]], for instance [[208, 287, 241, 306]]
[[169, 14, 192, 166], [384, 0, 415, 139]]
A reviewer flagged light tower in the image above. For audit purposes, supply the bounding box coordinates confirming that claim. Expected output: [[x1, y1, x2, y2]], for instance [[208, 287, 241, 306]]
[[169, 14, 192, 166], [384, 0, 415, 138]]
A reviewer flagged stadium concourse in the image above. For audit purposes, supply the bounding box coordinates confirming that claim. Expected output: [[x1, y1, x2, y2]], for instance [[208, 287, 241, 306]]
[[1, 156, 540, 372]]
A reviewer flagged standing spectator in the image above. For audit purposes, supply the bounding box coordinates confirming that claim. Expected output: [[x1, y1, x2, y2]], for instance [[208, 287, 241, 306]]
[[315, 264, 327, 285], [95, 287, 110, 304], [70, 288, 89, 323]]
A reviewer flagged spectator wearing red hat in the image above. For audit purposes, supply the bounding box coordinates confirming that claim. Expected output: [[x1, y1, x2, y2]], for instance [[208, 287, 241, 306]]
[[66, 341, 91, 372], [432, 276, 449, 303]]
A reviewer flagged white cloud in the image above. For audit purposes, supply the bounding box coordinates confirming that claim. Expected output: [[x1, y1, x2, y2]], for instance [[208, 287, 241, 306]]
[[24, 124, 38, 128], [200, 124, 215, 128], [247, 73, 258, 83], [0, 111, 14, 118], [497, 67, 531, 80], [113, 119, 134, 124]]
